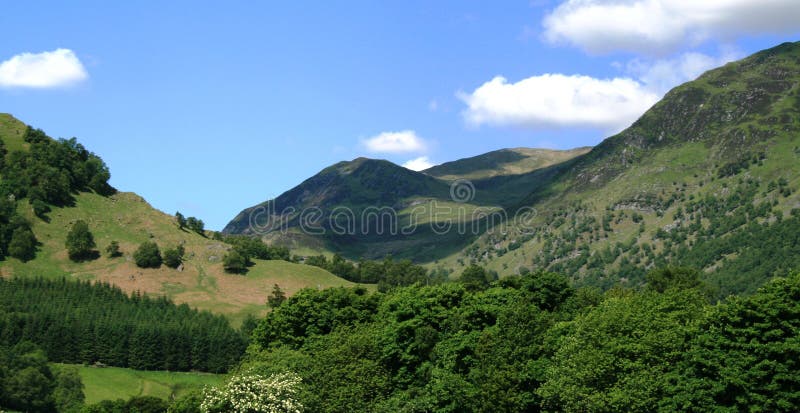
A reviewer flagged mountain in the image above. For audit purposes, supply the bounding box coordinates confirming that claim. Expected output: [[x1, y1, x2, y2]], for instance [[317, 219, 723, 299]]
[[423, 147, 591, 181], [450, 41, 800, 296], [225, 41, 800, 296], [0, 114, 355, 325], [222, 148, 592, 260]]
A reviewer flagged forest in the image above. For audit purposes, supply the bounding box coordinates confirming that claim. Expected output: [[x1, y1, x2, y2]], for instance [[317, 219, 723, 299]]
[[7, 267, 799, 412], [0, 277, 246, 373]]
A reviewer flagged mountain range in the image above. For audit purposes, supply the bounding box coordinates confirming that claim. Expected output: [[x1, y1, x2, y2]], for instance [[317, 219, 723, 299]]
[[224, 41, 800, 296]]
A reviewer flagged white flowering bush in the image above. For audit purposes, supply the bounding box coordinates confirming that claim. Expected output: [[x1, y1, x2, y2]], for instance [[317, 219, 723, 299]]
[[200, 371, 303, 413]]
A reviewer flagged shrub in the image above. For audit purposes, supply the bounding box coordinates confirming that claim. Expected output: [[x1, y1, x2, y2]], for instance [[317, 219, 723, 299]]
[[133, 241, 162, 268]]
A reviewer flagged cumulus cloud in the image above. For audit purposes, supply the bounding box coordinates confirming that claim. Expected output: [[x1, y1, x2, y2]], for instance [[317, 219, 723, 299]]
[[363, 130, 428, 154], [459, 74, 659, 131], [402, 156, 435, 171], [542, 0, 800, 55], [0, 49, 88, 88], [630, 50, 742, 93]]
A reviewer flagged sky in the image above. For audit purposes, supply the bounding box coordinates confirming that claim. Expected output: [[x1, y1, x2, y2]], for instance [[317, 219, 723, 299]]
[[1, 1, 799, 230]]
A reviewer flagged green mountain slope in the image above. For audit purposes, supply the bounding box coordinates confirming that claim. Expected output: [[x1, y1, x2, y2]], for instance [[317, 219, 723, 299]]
[[448, 41, 800, 296], [225, 41, 800, 297], [221, 147, 586, 260], [424, 147, 591, 181], [0, 115, 355, 325]]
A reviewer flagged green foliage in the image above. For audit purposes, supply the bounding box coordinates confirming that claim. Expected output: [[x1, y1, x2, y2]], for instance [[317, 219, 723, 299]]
[[267, 284, 286, 308], [66, 220, 98, 261], [537, 289, 706, 412], [645, 266, 704, 293], [1, 127, 114, 209], [666, 273, 800, 411], [134, 241, 162, 268], [252, 286, 379, 349], [175, 211, 187, 229], [52, 366, 85, 413], [222, 250, 248, 274], [223, 235, 290, 263], [31, 197, 51, 219], [106, 240, 122, 258], [163, 244, 185, 269], [305, 254, 434, 289], [0, 277, 245, 373], [459, 264, 493, 291], [0, 342, 79, 412], [8, 224, 37, 261], [186, 217, 205, 235]]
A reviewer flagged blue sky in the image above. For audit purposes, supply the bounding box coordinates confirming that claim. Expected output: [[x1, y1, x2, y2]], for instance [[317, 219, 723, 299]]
[[1, 1, 799, 230]]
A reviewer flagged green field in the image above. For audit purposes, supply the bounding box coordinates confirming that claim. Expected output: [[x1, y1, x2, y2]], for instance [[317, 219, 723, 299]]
[[54, 364, 224, 405]]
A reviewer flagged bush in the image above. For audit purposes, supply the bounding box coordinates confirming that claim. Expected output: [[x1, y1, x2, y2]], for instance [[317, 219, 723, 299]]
[[163, 245, 185, 269], [106, 241, 122, 258], [223, 251, 248, 274], [8, 226, 37, 262], [65, 220, 97, 261], [133, 241, 162, 268]]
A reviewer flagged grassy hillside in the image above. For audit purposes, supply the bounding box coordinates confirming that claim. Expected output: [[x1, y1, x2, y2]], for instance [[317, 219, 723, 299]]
[[435, 41, 800, 296], [424, 147, 591, 181], [0, 115, 357, 325], [54, 364, 223, 404]]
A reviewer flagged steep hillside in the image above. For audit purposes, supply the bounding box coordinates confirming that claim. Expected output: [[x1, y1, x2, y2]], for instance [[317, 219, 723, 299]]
[[224, 157, 496, 260], [445, 41, 800, 296], [424, 147, 591, 181], [0, 115, 355, 325]]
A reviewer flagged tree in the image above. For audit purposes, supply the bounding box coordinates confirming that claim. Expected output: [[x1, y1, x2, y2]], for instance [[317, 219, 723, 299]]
[[187, 217, 205, 235], [30, 198, 50, 220], [223, 251, 247, 274], [665, 274, 800, 411], [106, 240, 122, 258], [8, 226, 37, 262], [460, 264, 491, 291], [267, 284, 287, 308], [163, 244, 185, 269], [52, 366, 85, 413], [133, 241, 162, 268], [176, 211, 187, 229], [645, 266, 703, 293], [65, 220, 97, 261]]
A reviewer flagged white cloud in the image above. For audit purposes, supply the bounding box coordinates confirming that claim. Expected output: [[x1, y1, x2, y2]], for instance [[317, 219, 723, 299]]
[[459, 74, 659, 131], [363, 130, 428, 154], [629, 50, 742, 94], [543, 0, 800, 54], [0, 49, 88, 88], [402, 156, 435, 171]]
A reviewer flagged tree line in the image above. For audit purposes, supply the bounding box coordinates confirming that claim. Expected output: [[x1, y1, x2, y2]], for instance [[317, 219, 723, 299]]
[[304, 254, 451, 290], [235, 267, 800, 412], [0, 126, 114, 262], [0, 277, 246, 373]]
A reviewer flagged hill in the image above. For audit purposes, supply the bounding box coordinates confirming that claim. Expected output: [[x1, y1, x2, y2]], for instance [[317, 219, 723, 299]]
[[223, 156, 496, 260], [444, 41, 800, 296], [423, 147, 591, 181], [0, 114, 356, 325], [224, 41, 800, 296], [222, 148, 594, 260]]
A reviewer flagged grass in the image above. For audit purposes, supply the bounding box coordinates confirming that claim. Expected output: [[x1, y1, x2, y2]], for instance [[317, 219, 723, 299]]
[[0, 113, 28, 152], [0, 191, 358, 327], [426, 147, 592, 181], [53, 363, 224, 404]]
